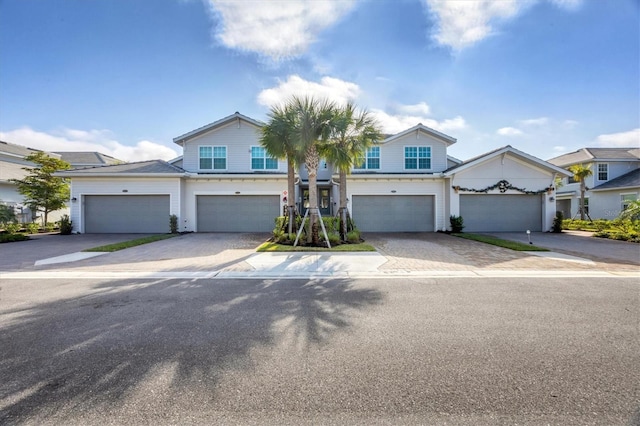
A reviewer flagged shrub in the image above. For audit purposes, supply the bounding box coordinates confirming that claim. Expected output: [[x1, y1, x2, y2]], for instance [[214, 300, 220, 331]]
[[25, 222, 40, 234], [45, 222, 56, 232], [59, 215, 73, 235], [551, 211, 563, 233], [169, 214, 178, 234], [4, 222, 21, 234], [0, 233, 29, 243], [450, 215, 464, 233], [346, 229, 361, 244]]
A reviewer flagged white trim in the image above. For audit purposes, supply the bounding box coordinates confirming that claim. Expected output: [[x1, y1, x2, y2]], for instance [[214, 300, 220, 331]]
[[403, 145, 433, 171], [596, 162, 609, 181], [249, 145, 279, 171], [198, 145, 228, 172]]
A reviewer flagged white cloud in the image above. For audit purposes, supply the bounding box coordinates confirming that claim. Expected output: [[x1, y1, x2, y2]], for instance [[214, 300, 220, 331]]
[[595, 128, 640, 148], [520, 117, 548, 126], [423, 0, 583, 50], [257, 75, 465, 135], [0, 127, 178, 162], [394, 102, 431, 116], [548, 0, 582, 10], [206, 0, 357, 60], [257, 75, 361, 108], [563, 119, 579, 129], [371, 109, 466, 135], [497, 127, 523, 136]]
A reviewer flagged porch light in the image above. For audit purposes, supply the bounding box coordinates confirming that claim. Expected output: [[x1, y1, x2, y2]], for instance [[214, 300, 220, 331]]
[[71, 197, 77, 202]]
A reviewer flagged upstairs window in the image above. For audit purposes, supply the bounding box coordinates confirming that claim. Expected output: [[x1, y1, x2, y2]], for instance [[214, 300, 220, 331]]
[[404, 146, 431, 170], [199, 146, 226, 170], [597, 163, 608, 181], [354, 147, 380, 170], [251, 147, 278, 170]]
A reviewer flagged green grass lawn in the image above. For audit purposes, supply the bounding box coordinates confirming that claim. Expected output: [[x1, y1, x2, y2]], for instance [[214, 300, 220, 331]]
[[453, 233, 549, 251], [257, 241, 376, 252], [83, 234, 178, 252]]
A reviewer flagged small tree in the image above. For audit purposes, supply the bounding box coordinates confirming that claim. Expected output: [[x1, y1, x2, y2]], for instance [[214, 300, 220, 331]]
[[10, 152, 71, 226], [0, 202, 16, 225], [568, 164, 593, 221]]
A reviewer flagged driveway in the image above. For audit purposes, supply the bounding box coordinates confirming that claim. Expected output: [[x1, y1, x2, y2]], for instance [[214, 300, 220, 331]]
[[2, 231, 638, 274], [483, 231, 640, 266]]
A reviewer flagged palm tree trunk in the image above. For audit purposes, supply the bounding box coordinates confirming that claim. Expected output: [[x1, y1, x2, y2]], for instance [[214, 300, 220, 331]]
[[306, 145, 320, 245], [579, 180, 586, 221], [339, 169, 348, 241], [287, 157, 296, 235]]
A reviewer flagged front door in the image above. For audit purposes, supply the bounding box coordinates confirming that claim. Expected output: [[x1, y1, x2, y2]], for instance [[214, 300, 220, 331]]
[[301, 188, 332, 217]]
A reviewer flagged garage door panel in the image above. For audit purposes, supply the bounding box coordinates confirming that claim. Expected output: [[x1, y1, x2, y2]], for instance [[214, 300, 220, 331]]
[[460, 194, 542, 232], [353, 195, 434, 232], [84, 195, 169, 233], [197, 195, 279, 232]]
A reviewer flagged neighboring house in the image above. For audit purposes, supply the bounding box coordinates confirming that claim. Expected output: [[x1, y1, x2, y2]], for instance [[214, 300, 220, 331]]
[[548, 148, 640, 219], [58, 112, 571, 234], [54, 151, 124, 169], [0, 140, 55, 223], [0, 140, 125, 224]]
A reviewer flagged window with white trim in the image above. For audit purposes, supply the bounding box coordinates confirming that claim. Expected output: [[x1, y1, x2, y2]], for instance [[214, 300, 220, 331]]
[[199, 146, 226, 170], [597, 163, 608, 181], [251, 146, 278, 170], [404, 146, 431, 170], [354, 147, 380, 170]]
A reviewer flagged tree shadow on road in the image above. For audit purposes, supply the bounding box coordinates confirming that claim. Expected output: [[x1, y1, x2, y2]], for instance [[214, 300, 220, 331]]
[[0, 277, 383, 422]]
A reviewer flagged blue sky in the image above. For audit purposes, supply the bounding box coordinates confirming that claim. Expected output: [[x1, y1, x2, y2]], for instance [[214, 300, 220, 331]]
[[1, 0, 638, 162]]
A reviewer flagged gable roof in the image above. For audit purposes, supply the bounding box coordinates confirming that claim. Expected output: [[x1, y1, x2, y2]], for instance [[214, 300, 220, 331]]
[[56, 160, 185, 177], [382, 123, 457, 146], [547, 148, 640, 167], [591, 168, 640, 192], [444, 145, 571, 177], [173, 112, 265, 146], [0, 140, 60, 160], [54, 151, 124, 167]]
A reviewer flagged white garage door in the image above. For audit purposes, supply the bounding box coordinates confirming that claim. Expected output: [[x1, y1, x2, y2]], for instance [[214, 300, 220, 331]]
[[460, 194, 542, 232], [197, 195, 280, 232], [352, 195, 434, 232], [84, 195, 170, 233]]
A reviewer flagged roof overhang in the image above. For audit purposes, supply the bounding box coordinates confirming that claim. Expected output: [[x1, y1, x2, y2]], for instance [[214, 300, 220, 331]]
[[173, 112, 265, 146], [381, 124, 457, 146], [444, 146, 572, 177]]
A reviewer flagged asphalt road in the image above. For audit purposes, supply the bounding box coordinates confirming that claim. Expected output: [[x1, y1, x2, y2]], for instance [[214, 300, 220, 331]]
[[1, 276, 638, 425]]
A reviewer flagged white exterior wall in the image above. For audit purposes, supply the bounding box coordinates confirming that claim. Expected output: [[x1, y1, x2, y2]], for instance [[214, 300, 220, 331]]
[[448, 155, 557, 231], [183, 177, 288, 232], [373, 130, 450, 173], [70, 177, 182, 233], [589, 189, 639, 219], [181, 121, 283, 173], [348, 177, 446, 231]]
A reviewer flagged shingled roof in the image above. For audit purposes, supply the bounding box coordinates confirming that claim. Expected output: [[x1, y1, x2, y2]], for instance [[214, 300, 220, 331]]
[[54, 151, 124, 167], [547, 148, 640, 167], [591, 168, 640, 191], [56, 160, 185, 177]]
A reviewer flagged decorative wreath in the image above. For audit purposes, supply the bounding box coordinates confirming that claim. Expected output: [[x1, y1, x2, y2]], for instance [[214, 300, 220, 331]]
[[452, 180, 553, 195]]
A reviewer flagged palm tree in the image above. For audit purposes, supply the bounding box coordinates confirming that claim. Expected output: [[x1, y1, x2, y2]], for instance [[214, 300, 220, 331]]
[[568, 164, 593, 220], [322, 103, 383, 241], [260, 104, 302, 235], [292, 96, 337, 245]]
